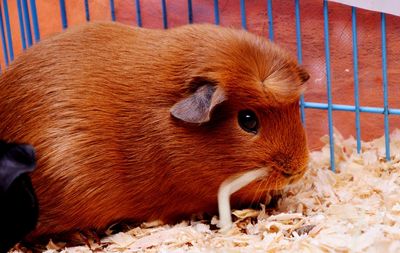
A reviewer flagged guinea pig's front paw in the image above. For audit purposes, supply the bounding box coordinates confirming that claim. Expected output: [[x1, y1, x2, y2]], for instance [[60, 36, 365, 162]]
[[64, 229, 111, 250], [32, 229, 106, 251]]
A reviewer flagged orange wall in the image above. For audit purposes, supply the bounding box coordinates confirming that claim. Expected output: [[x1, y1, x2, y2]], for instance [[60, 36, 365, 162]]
[[1, 0, 399, 150]]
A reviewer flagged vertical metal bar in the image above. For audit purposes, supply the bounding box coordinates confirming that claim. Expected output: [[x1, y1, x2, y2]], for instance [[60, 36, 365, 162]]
[[240, 0, 247, 30], [110, 0, 116, 21], [267, 0, 274, 40], [295, 0, 305, 125], [59, 0, 68, 29], [21, 0, 32, 47], [85, 0, 90, 21], [135, 0, 142, 27], [381, 13, 390, 161], [161, 0, 168, 29], [0, 4, 9, 66], [30, 0, 40, 42], [213, 0, 220, 25], [188, 0, 193, 24], [323, 0, 335, 172], [17, 0, 27, 49], [351, 7, 361, 153], [3, 0, 14, 61]]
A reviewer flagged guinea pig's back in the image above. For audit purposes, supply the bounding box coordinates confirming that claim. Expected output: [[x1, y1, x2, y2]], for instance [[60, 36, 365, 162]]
[[0, 22, 161, 139], [0, 22, 161, 175]]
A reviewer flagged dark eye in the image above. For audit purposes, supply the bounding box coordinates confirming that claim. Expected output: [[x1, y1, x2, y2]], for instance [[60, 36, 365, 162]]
[[238, 110, 259, 134]]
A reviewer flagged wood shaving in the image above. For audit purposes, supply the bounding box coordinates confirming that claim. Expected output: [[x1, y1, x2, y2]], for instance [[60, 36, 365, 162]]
[[11, 128, 400, 252]]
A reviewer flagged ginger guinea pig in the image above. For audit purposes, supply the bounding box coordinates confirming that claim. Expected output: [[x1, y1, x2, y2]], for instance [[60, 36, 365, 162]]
[[0, 22, 309, 238]]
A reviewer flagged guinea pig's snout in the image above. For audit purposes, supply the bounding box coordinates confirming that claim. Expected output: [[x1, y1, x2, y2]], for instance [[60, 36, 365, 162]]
[[268, 164, 307, 186], [270, 152, 308, 182]]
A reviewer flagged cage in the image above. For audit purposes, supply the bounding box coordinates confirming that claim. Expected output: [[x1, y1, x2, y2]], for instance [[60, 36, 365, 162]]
[[1, 0, 400, 252], [0, 0, 399, 171]]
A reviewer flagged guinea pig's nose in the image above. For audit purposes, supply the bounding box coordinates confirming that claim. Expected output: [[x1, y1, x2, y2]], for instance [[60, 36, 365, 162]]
[[271, 153, 306, 178]]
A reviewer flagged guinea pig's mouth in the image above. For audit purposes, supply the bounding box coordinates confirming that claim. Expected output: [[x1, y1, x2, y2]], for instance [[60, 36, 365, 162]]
[[218, 166, 305, 209], [251, 166, 306, 192], [222, 166, 307, 215]]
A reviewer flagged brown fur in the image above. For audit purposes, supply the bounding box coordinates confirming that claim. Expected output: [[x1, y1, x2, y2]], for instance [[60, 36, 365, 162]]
[[0, 22, 309, 239]]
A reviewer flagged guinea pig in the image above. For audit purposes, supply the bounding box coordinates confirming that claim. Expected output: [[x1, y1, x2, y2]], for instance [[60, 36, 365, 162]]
[[0, 141, 38, 252], [0, 22, 310, 239]]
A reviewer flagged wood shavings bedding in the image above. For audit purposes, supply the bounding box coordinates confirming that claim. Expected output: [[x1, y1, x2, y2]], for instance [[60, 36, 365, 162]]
[[13, 129, 400, 252]]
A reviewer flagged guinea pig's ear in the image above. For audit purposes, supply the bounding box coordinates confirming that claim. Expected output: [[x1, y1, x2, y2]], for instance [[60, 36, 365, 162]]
[[170, 80, 226, 124]]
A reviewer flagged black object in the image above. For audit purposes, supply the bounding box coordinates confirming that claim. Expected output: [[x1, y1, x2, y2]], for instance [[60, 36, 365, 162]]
[[0, 141, 38, 253]]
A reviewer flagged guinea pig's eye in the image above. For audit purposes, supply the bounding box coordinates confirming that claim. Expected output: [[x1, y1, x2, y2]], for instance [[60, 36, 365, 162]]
[[238, 110, 259, 134]]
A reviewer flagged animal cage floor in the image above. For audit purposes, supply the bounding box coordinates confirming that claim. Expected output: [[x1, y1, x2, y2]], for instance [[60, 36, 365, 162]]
[[12, 129, 400, 253]]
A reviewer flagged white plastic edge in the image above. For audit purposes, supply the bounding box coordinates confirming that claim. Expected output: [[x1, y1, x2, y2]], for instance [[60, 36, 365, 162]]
[[328, 0, 400, 17], [217, 168, 267, 232]]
